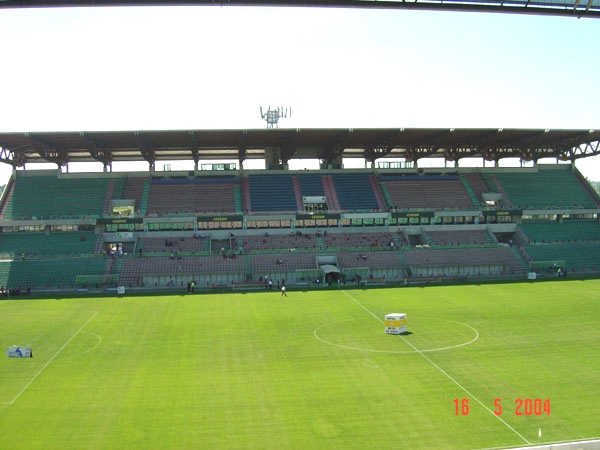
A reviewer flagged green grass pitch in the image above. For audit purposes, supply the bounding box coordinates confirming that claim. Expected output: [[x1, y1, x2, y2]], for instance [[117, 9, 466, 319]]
[[1, 279, 599, 450]]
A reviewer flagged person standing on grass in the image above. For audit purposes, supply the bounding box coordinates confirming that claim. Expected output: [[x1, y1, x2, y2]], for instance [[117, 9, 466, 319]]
[[281, 284, 287, 296]]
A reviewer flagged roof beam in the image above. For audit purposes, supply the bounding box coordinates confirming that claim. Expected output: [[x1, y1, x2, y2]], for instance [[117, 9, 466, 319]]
[[559, 139, 600, 162], [0, 0, 597, 19], [80, 132, 112, 169], [279, 130, 299, 165], [400, 129, 454, 150], [135, 131, 156, 170], [404, 146, 438, 163], [0, 128, 597, 168], [364, 129, 404, 163], [26, 133, 68, 169], [0, 146, 27, 168], [321, 129, 353, 165], [238, 130, 248, 164], [443, 146, 480, 163], [189, 131, 200, 169]]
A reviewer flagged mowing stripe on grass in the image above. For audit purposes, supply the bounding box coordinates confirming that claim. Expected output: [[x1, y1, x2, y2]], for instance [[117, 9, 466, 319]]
[[340, 290, 531, 446], [3, 310, 98, 406]]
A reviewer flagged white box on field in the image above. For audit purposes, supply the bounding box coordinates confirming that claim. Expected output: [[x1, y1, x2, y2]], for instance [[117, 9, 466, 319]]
[[7, 346, 32, 358], [384, 313, 407, 335]]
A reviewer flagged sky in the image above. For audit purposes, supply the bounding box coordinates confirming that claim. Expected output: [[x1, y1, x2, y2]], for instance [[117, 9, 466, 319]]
[[0, 4, 598, 182]]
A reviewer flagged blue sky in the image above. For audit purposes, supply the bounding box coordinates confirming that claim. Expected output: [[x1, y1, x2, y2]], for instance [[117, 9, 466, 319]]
[[0, 5, 598, 181]]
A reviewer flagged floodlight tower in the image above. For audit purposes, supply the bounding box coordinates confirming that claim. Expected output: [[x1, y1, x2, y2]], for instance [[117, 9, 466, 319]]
[[260, 106, 291, 128]]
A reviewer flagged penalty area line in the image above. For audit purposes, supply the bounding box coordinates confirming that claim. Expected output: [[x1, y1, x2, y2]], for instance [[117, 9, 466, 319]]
[[339, 290, 531, 446], [2, 311, 99, 406]]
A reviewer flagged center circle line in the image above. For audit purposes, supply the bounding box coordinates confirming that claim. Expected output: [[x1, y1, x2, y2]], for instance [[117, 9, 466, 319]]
[[313, 317, 479, 354]]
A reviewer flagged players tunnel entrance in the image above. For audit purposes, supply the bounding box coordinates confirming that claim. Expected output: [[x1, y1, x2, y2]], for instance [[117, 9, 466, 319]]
[[320, 264, 341, 285]]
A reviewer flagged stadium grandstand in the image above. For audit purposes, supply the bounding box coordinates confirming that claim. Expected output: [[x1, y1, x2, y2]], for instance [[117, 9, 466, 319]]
[[0, 127, 599, 294]]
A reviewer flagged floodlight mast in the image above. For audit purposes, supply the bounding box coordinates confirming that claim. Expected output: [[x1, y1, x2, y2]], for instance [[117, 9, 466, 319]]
[[260, 106, 291, 128]]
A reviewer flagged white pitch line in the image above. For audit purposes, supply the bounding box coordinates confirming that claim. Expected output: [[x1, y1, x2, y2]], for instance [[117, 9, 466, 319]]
[[3, 311, 98, 406], [340, 290, 531, 446], [476, 436, 600, 450], [314, 318, 479, 354]]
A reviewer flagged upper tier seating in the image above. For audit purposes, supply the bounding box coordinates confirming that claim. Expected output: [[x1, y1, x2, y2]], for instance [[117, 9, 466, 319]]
[[147, 177, 237, 215], [3, 173, 118, 219], [494, 166, 599, 209], [331, 173, 379, 211], [247, 174, 297, 212], [380, 175, 474, 210], [296, 173, 326, 196]]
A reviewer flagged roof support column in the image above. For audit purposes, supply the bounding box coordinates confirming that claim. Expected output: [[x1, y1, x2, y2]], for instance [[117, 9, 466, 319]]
[[265, 147, 284, 170]]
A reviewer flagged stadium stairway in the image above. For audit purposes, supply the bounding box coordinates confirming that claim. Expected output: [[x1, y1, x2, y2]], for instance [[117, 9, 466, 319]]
[[489, 174, 511, 207], [103, 180, 115, 216], [573, 166, 600, 206], [140, 179, 150, 215], [113, 258, 123, 279], [380, 183, 394, 210], [243, 254, 253, 281], [322, 176, 341, 211], [393, 236, 405, 247], [460, 177, 480, 208], [316, 236, 326, 250], [241, 177, 252, 213], [510, 246, 529, 272], [111, 257, 139, 287], [234, 184, 243, 214], [484, 230, 497, 244], [481, 173, 499, 194], [369, 175, 387, 211], [93, 235, 104, 255], [292, 176, 304, 211], [104, 258, 115, 277], [0, 180, 15, 219]]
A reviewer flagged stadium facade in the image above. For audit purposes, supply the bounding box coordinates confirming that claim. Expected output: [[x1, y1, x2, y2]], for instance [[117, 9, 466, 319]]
[[0, 127, 599, 294]]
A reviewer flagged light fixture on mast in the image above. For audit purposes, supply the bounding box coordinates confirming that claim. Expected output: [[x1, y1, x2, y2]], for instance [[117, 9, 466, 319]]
[[260, 106, 291, 128]]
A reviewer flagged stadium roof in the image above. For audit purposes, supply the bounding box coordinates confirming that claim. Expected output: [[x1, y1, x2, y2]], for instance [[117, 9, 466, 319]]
[[0, 0, 598, 18], [0, 128, 598, 170]]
